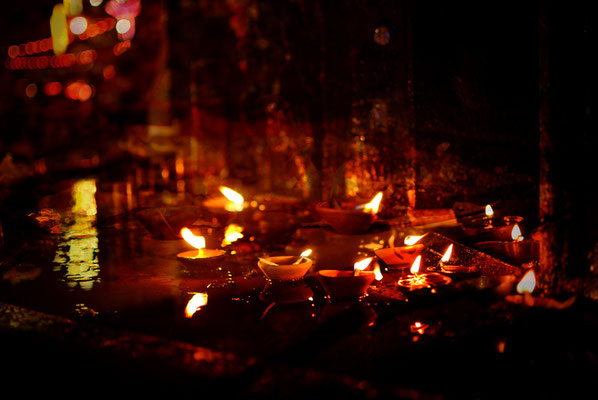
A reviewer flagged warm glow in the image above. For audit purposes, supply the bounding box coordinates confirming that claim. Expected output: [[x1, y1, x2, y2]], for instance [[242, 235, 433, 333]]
[[363, 192, 383, 214], [185, 293, 208, 318], [485, 204, 494, 217], [50, 4, 69, 55], [404, 235, 425, 245], [115, 19, 131, 34], [300, 249, 312, 258], [72, 179, 97, 216], [219, 186, 244, 212], [410, 255, 422, 275], [222, 224, 244, 246], [441, 244, 453, 263], [180, 228, 206, 250], [516, 270, 536, 294], [69, 16, 88, 34], [373, 263, 383, 281], [511, 224, 523, 241], [354, 257, 373, 272]]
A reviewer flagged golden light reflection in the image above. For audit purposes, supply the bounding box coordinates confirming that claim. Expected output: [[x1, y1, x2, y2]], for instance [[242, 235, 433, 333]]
[[222, 224, 244, 246], [185, 293, 208, 318], [219, 186, 244, 212], [363, 192, 383, 214], [53, 179, 100, 290], [516, 270, 536, 294]]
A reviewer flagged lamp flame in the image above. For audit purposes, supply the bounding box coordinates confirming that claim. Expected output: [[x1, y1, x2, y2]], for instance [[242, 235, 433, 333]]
[[181, 227, 206, 249], [404, 235, 425, 245], [410, 255, 422, 275], [219, 186, 244, 212], [373, 263, 383, 281], [354, 257, 373, 272], [300, 249, 312, 258], [516, 270, 536, 294], [441, 244, 453, 263], [185, 292, 208, 318], [511, 224, 523, 241], [222, 224, 244, 246], [363, 192, 383, 214], [485, 204, 494, 217]]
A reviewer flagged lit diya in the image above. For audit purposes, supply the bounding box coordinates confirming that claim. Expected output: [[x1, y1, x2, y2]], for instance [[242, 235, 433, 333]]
[[315, 192, 383, 234], [475, 224, 539, 265], [505, 269, 577, 309], [318, 257, 383, 298], [176, 227, 225, 267], [202, 186, 246, 224], [437, 243, 477, 274], [396, 255, 451, 291], [374, 234, 425, 269], [257, 249, 313, 281], [461, 204, 496, 237]]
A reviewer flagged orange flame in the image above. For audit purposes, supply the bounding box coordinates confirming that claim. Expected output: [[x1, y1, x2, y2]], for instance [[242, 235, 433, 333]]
[[410, 255, 422, 275], [441, 244, 453, 263], [485, 204, 494, 217], [354, 257, 373, 272], [516, 270, 536, 294], [219, 186, 244, 212], [404, 235, 425, 245], [185, 293, 208, 318], [181, 227, 206, 249], [300, 249, 312, 258], [511, 224, 523, 241], [373, 263, 383, 281], [222, 224, 244, 246], [363, 192, 383, 214]]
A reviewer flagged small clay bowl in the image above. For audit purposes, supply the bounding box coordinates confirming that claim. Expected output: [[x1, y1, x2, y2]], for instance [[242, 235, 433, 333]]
[[375, 244, 424, 268], [475, 239, 539, 265], [257, 256, 313, 281], [315, 202, 375, 235], [176, 249, 226, 268], [317, 270, 376, 298]]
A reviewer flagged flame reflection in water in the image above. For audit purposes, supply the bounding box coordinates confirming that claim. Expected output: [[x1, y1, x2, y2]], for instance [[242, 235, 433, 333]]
[[53, 179, 100, 290]]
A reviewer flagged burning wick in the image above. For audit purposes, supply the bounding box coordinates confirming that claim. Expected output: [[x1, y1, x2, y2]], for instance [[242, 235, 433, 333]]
[[219, 186, 244, 212], [404, 234, 425, 246], [505, 269, 577, 309], [511, 224, 524, 242], [353, 257, 373, 276], [178, 227, 225, 263], [293, 249, 313, 264], [484, 204, 494, 228], [362, 192, 383, 214], [181, 227, 207, 257], [397, 255, 451, 291]]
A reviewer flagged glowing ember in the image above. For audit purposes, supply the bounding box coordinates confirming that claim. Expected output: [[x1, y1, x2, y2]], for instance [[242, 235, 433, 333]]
[[354, 257, 373, 274], [219, 186, 244, 212], [185, 293, 208, 318], [511, 224, 524, 242], [180, 227, 206, 250], [485, 204, 494, 218], [440, 244, 453, 263], [222, 224, 244, 246], [363, 192, 383, 214], [404, 235, 425, 245], [410, 255, 422, 275], [516, 270, 536, 294]]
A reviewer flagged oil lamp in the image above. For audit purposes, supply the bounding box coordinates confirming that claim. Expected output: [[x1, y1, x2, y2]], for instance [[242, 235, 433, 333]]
[[461, 204, 496, 237], [202, 186, 246, 225], [436, 243, 477, 274], [396, 255, 451, 291], [475, 224, 539, 265], [374, 233, 424, 269], [257, 249, 313, 281], [315, 192, 383, 234], [176, 227, 225, 267], [317, 257, 380, 299], [504, 269, 576, 309]]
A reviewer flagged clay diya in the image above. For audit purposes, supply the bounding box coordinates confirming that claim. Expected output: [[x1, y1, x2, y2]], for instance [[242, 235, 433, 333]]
[[318, 258, 381, 298], [505, 269, 577, 309], [396, 255, 451, 291], [176, 227, 225, 268], [315, 192, 383, 234], [375, 244, 424, 269], [475, 224, 539, 265], [202, 186, 246, 225], [257, 249, 313, 281], [436, 243, 477, 274]]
